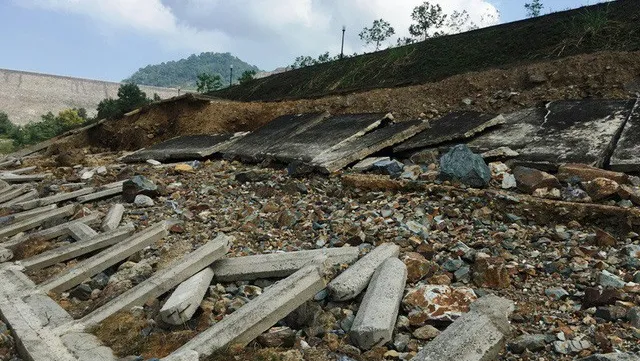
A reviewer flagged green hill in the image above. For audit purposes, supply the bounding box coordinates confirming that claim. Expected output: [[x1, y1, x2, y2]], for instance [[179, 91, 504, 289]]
[[124, 52, 261, 89], [213, 0, 640, 101]]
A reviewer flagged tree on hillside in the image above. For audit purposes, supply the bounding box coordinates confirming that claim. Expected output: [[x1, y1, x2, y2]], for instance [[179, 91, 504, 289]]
[[409, 2, 447, 41], [359, 19, 396, 50], [238, 70, 257, 85], [97, 83, 152, 120], [396, 37, 416, 46], [525, 0, 544, 18], [57, 109, 85, 127], [447, 10, 478, 34], [0, 112, 15, 135], [196, 73, 223, 93]]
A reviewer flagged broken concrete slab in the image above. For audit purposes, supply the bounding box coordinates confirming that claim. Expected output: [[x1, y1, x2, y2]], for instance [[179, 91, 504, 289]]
[[74, 233, 231, 329], [172, 261, 326, 358], [67, 223, 98, 241], [223, 112, 330, 162], [211, 247, 359, 282], [327, 243, 400, 301], [558, 163, 631, 184], [468, 99, 636, 170], [312, 119, 430, 173], [21, 225, 135, 271], [14, 187, 96, 211], [123, 133, 246, 163], [394, 112, 505, 153], [77, 186, 123, 203], [412, 295, 515, 361], [0, 204, 75, 240], [39, 220, 171, 293], [160, 267, 215, 325], [610, 98, 640, 172], [350, 257, 407, 350], [101, 204, 125, 232], [0, 189, 39, 208]]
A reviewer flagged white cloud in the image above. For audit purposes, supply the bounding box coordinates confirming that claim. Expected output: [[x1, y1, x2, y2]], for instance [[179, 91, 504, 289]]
[[19, 0, 501, 70]]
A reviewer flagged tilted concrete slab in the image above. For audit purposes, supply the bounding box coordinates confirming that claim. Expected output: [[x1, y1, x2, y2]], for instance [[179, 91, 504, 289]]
[[73, 234, 231, 329], [14, 187, 96, 211], [468, 99, 636, 170], [327, 243, 400, 301], [0, 189, 39, 208], [21, 225, 135, 271], [610, 98, 640, 172], [39, 221, 171, 293], [123, 134, 246, 163], [77, 186, 123, 203], [101, 204, 125, 232], [223, 112, 330, 162], [394, 112, 505, 153], [0, 204, 75, 240], [350, 257, 407, 350], [160, 267, 215, 325], [412, 295, 515, 361], [313, 120, 430, 173], [172, 261, 326, 358], [211, 247, 359, 282]]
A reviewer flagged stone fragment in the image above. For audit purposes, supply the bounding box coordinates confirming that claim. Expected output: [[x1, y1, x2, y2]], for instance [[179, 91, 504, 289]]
[[558, 164, 630, 184], [595, 228, 617, 247], [402, 285, 477, 324], [257, 327, 296, 348], [513, 166, 561, 194], [582, 288, 621, 309], [0, 248, 13, 262], [580, 353, 640, 361], [401, 252, 439, 283], [70, 284, 93, 301], [618, 185, 640, 205], [160, 268, 215, 325], [174, 164, 195, 173], [134, 194, 155, 207], [122, 175, 158, 203], [371, 159, 404, 177], [509, 334, 547, 354], [412, 325, 441, 340], [439, 144, 491, 188], [472, 257, 511, 289], [583, 178, 620, 201], [598, 270, 625, 289], [545, 287, 569, 301], [352, 157, 390, 172], [553, 340, 591, 355]]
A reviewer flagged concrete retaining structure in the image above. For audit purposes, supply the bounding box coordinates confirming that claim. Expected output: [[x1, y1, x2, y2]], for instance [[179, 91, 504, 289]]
[[327, 243, 400, 301]]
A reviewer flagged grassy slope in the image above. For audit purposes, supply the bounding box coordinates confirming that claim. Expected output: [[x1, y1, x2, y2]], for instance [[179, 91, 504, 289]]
[[213, 0, 640, 102]]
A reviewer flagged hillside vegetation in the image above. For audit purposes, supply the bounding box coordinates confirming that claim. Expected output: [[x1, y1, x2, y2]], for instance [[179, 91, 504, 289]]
[[213, 0, 640, 101], [124, 52, 260, 89]]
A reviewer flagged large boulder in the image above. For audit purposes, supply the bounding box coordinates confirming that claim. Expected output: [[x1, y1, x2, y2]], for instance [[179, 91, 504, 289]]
[[439, 145, 491, 188]]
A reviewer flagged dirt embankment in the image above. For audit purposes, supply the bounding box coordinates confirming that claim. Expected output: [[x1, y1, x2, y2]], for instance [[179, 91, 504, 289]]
[[80, 51, 640, 152]]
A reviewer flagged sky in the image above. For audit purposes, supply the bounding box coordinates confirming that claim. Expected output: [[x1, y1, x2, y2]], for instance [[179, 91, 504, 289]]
[[0, 0, 612, 82]]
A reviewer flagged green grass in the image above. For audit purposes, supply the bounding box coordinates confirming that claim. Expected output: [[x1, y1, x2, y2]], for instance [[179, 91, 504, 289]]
[[212, 0, 640, 102]]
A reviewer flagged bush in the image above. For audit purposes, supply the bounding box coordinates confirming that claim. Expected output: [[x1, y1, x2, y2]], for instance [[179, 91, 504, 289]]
[[97, 83, 152, 120], [0, 109, 88, 149]]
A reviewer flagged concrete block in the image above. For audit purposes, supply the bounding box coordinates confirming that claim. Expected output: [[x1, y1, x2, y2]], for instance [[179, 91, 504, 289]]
[[60, 332, 117, 361], [327, 243, 400, 301], [0, 204, 74, 240], [350, 258, 407, 350], [14, 187, 95, 211], [3, 212, 102, 250], [101, 204, 125, 232], [21, 225, 135, 271], [67, 223, 98, 241], [122, 134, 242, 163], [0, 185, 29, 204], [0, 189, 39, 208], [211, 247, 359, 282], [160, 267, 215, 325], [412, 295, 514, 361], [10, 166, 37, 175], [7, 204, 58, 222], [173, 261, 326, 358], [39, 220, 171, 293], [0, 173, 49, 183], [77, 185, 123, 203], [75, 233, 232, 329]]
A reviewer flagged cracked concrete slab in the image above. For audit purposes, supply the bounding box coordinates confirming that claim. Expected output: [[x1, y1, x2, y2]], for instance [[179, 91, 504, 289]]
[[122, 134, 246, 163], [610, 98, 640, 172]]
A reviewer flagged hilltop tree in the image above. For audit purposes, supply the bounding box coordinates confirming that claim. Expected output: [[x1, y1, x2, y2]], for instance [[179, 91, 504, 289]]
[[447, 10, 478, 34], [196, 73, 223, 93], [57, 109, 85, 127], [97, 83, 152, 120], [525, 0, 544, 18], [359, 19, 396, 50], [238, 70, 257, 85], [409, 2, 447, 41], [0, 112, 15, 135]]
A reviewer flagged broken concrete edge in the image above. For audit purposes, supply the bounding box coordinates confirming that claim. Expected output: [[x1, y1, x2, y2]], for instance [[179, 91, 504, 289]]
[[340, 174, 640, 228], [160, 267, 215, 325], [610, 97, 640, 172], [38, 220, 175, 294], [172, 259, 327, 359], [211, 246, 360, 282], [350, 257, 407, 350], [327, 243, 400, 302], [412, 295, 515, 361], [70, 233, 232, 330], [101, 203, 125, 232]]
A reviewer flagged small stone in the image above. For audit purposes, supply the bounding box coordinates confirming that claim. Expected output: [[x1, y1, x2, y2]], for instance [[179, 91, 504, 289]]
[[553, 340, 591, 354], [175, 163, 195, 173], [501, 174, 517, 189], [123, 175, 158, 203], [595, 228, 617, 247], [257, 327, 296, 348], [627, 307, 640, 328], [472, 257, 511, 289], [482, 147, 519, 160], [545, 287, 569, 301], [81, 171, 94, 180], [412, 325, 440, 340], [513, 166, 561, 194], [70, 284, 92, 301], [594, 306, 626, 321], [582, 288, 621, 309], [583, 178, 620, 201], [146, 159, 161, 166], [509, 334, 548, 354], [394, 333, 411, 352], [598, 270, 625, 289], [134, 194, 155, 207], [96, 166, 108, 175], [352, 157, 391, 172], [372, 159, 405, 177], [89, 273, 110, 289], [402, 285, 477, 324], [401, 252, 439, 283]]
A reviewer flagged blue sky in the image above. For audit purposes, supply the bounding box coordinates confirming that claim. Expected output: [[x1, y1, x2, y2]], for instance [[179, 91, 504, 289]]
[[0, 0, 611, 82]]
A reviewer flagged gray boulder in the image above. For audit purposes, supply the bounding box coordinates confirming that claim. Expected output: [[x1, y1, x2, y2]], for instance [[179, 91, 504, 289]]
[[439, 144, 491, 188]]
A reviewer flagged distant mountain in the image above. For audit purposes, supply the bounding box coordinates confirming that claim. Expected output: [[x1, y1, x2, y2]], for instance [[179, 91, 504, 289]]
[[124, 52, 261, 89]]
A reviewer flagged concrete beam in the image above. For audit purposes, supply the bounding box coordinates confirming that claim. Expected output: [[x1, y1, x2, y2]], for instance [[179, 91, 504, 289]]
[[39, 220, 171, 293], [14, 187, 95, 211], [0, 189, 39, 208], [21, 225, 135, 271], [73, 233, 232, 329], [412, 295, 515, 361], [0, 185, 29, 204], [0, 204, 75, 240], [10, 166, 37, 175], [172, 261, 326, 358], [67, 223, 98, 241], [8, 204, 58, 222], [101, 204, 124, 232], [60, 332, 116, 361], [327, 243, 400, 301], [3, 212, 102, 250], [211, 247, 359, 282], [160, 267, 215, 325], [77, 186, 123, 203], [0, 173, 49, 183], [350, 257, 407, 350]]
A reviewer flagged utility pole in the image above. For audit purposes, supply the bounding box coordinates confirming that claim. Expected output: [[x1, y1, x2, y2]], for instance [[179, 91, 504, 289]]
[[229, 64, 234, 86], [340, 26, 346, 59]]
